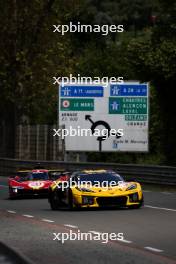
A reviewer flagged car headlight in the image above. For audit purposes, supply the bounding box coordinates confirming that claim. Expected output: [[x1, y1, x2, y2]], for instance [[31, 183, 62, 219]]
[[76, 187, 95, 193], [126, 184, 137, 191], [11, 186, 24, 193], [12, 186, 24, 189]]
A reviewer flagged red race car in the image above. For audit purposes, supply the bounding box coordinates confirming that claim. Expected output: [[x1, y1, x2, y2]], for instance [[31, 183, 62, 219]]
[[8, 169, 69, 199]]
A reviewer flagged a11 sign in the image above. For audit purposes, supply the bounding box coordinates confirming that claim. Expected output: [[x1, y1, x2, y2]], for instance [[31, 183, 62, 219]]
[[59, 83, 149, 152]]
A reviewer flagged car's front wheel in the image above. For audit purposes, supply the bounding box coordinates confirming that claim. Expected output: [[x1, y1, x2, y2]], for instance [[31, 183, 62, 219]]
[[49, 188, 75, 210], [9, 187, 16, 200], [49, 189, 61, 210]]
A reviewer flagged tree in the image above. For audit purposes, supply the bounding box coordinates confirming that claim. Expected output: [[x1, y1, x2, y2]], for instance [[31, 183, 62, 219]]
[[126, 0, 176, 164]]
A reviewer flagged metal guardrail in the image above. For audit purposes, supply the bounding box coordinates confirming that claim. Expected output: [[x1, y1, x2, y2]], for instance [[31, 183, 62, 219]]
[[0, 158, 176, 186]]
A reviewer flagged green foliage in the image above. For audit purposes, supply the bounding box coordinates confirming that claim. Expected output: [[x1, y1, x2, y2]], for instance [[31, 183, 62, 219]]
[[0, 0, 175, 164], [125, 1, 176, 164]]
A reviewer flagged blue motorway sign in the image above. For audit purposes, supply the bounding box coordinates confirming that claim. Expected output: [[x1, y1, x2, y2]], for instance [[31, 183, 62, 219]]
[[110, 84, 147, 96], [60, 86, 104, 97]]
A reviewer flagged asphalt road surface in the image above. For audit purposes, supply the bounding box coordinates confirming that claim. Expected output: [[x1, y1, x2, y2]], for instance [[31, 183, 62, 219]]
[[0, 176, 176, 264]]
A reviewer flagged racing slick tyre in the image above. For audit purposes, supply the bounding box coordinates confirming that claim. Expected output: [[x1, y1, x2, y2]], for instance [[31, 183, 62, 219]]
[[49, 189, 75, 210], [68, 189, 74, 210], [8, 187, 16, 200], [128, 195, 144, 209], [49, 190, 61, 210]]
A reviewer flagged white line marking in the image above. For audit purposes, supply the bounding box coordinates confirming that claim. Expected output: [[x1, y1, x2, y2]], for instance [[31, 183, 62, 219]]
[[64, 224, 78, 229], [89, 232, 132, 244], [7, 210, 16, 214], [89, 231, 102, 234], [143, 190, 175, 195], [120, 239, 132, 244], [145, 205, 176, 212], [22, 214, 34, 218], [42, 219, 55, 223], [144, 246, 163, 253], [0, 185, 8, 188]]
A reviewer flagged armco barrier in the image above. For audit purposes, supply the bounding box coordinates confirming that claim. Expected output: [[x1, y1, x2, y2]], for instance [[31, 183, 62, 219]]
[[0, 158, 176, 186]]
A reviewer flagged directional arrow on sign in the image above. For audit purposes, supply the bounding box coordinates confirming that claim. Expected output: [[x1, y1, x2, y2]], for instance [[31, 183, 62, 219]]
[[85, 115, 111, 151], [85, 115, 94, 124]]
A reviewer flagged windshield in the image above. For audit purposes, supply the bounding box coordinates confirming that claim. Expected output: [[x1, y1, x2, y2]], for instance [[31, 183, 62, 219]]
[[74, 172, 124, 186], [19, 172, 49, 181]]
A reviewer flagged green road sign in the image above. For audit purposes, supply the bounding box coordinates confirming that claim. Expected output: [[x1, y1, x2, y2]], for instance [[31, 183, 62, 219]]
[[60, 98, 94, 111], [125, 115, 147, 121], [109, 97, 147, 114]]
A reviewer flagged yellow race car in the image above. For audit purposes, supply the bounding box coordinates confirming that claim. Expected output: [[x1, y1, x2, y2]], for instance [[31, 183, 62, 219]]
[[48, 170, 143, 210]]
